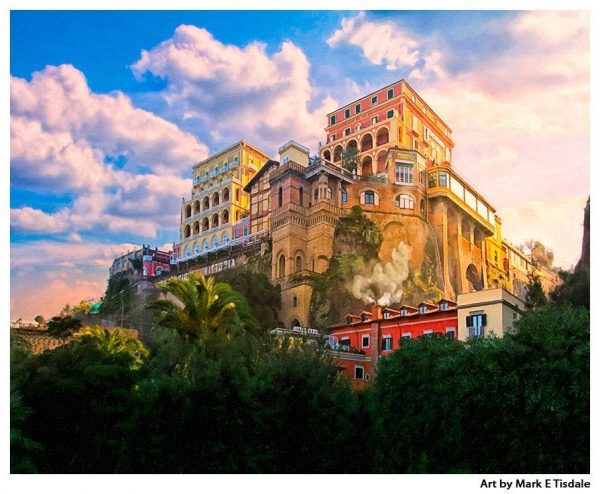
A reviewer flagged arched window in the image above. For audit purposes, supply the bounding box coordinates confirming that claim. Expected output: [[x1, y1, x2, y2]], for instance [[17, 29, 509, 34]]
[[299, 186, 304, 206], [314, 189, 319, 200], [327, 187, 333, 199], [212, 213, 219, 228], [341, 188, 348, 203], [222, 232, 229, 244], [194, 200, 200, 214], [222, 209, 230, 224], [295, 255, 302, 272], [333, 145, 343, 163], [212, 236, 219, 249], [235, 189, 240, 202], [223, 188, 230, 202], [185, 205, 192, 218], [184, 225, 191, 238], [292, 318, 300, 328], [203, 197, 210, 210], [212, 192, 220, 206], [193, 242, 200, 254], [395, 194, 414, 209], [323, 150, 331, 161], [278, 254, 286, 278], [193, 221, 200, 234], [203, 240, 209, 252], [202, 218, 209, 231], [278, 187, 283, 207], [363, 190, 375, 205], [184, 245, 191, 256]]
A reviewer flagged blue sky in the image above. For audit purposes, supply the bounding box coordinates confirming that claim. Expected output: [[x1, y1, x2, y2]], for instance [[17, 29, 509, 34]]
[[10, 10, 589, 318]]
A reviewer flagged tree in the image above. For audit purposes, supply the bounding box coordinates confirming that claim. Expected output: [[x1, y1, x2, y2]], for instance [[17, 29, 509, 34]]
[[308, 154, 321, 167], [550, 268, 590, 310], [46, 315, 83, 340], [77, 326, 149, 369], [519, 239, 554, 269], [146, 273, 259, 341], [525, 269, 548, 308], [340, 146, 360, 173], [34, 315, 45, 327], [216, 267, 281, 338], [10, 383, 41, 473]]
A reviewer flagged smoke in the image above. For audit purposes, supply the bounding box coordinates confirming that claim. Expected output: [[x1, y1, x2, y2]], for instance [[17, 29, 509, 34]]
[[351, 242, 411, 306]]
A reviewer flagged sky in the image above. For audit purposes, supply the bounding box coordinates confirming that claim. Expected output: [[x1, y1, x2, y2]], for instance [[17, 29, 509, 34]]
[[9, 10, 590, 319]]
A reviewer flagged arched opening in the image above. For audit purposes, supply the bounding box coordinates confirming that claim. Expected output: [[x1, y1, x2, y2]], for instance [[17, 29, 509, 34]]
[[461, 217, 471, 240], [203, 197, 210, 210], [193, 242, 199, 254], [323, 150, 331, 162], [193, 221, 200, 235], [363, 190, 376, 205], [185, 205, 192, 218], [327, 187, 333, 199], [333, 145, 343, 163], [376, 151, 387, 172], [212, 192, 220, 207], [361, 156, 373, 175], [202, 218, 209, 231], [223, 188, 230, 202], [211, 213, 219, 228], [184, 246, 191, 256], [291, 318, 301, 328], [278, 187, 283, 207], [314, 188, 319, 200], [278, 254, 286, 278], [341, 187, 348, 203], [360, 133, 373, 152], [295, 254, 303, 272], [222, 232, 229, 244], [222, 209, 230, 224], [235, 189, 240, 202], [212, 236, 219, 249], [466, 264, 484, 291], [347, 139, 358, 155], [203, 240, 209, 252], [184, 225, 191, 238], [376, 127, 389, 146]]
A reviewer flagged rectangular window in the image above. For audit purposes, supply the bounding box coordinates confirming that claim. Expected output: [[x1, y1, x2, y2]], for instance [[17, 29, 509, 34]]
[[340, 337, 350, 350], [355, 103, 361, 113], [345, 128, 351, 136], [440, 301, 449, 310], [413, 139, 419, 150], [423, 330, 433, 338], [345, 108, 350, 119], [332, 134, 337, 141], [387, 88, 394, 99], [446, 328, 456, 340], [361, 334, 370, 348], [401, 333, 411, 342], [439, 171, 449, 187], [395, 163, 413, 185], [419, 170, 426, 186], [354, 366, 364, 380], [387, 109, 394, 119], [363, 191, 375, 205], [467, 313, 487, 338], [371, 95, 378, 105], [330, 115, 336, 125], [382, 336, 393, 351]]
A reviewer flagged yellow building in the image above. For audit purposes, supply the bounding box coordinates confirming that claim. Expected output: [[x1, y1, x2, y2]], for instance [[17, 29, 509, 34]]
[[177, 140, 270, 259], [484, 216, 512, 292]]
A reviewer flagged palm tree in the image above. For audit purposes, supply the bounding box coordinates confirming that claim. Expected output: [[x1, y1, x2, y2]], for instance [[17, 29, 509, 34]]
[[146, 272, 259, 340], [77, 326, 149, 368]]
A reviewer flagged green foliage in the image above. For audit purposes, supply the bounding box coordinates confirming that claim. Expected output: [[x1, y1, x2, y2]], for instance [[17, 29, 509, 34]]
[[77, 326, 149, 369], [10, 383, 41, 473], [46, 315, 83, 340], [100, 276, 135, 316], [340, 146, 360, 172], [334, 205, 382, 257], [372, 304, 589, 473], [519, 239, 554, 269], [550, 267, 589, 310], [11, 339, 139, 473], [245, 245, 272, 276], [146, 273, 259, 340], [525, 269, 548, 308], [402, 236, 443, 304], [216, 266, 281, 337], [34, 315, 45, 326]]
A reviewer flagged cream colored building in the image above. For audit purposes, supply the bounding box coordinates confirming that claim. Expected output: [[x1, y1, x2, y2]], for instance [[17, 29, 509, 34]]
[[456, 288, 526, 340], [177, 140, 270, 260]]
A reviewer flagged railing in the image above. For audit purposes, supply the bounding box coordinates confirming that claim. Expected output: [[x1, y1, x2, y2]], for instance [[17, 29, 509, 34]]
[[468, 326, 484, 338]]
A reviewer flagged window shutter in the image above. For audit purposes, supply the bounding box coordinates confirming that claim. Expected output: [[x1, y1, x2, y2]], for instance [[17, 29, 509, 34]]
[[466, 315, 472, 326], [482, 314, 487, 326]]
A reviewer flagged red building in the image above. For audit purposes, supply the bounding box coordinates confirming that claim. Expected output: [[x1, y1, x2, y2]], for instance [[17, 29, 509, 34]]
[[327, 299, 458, 387]]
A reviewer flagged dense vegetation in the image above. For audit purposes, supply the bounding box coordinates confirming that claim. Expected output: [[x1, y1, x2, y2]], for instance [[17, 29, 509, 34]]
[[11, 271, 589, 473]]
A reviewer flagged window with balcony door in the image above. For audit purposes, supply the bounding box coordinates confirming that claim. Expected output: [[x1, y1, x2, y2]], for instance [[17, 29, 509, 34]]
[[467, 313, 487, 338], [371, 95, 378, 105], [330, 115, 336, 125], [355, 103, 361, 113], [345, 128, 350, 136], [345, 108, 350, 118], [382, 335, 393, 351], [341, 188, 348, 203], [395, 163, 413, 185], [387, 88, 394, 99]]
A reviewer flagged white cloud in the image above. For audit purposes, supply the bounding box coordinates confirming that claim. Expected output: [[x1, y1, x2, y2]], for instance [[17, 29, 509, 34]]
[[132, 24, 338, 153], [11, 64, 205, 237], [327, 12, 445, 79]]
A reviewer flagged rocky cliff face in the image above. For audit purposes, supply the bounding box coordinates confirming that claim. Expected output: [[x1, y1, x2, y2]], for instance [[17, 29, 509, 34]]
[[575, 197, 590, 272]]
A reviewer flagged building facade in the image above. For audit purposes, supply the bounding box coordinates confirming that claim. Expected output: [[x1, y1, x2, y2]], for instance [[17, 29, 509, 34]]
[[176, 140, 271, 261]]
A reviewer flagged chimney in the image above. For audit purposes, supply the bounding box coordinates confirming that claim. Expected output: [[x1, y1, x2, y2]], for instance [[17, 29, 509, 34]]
[[370, 305, 382, 366], [371, 303, 382, 321]]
